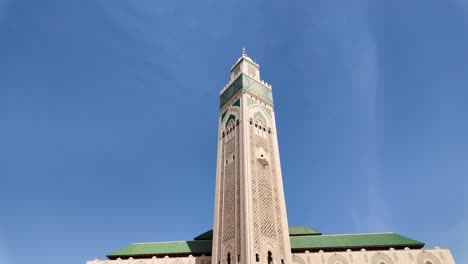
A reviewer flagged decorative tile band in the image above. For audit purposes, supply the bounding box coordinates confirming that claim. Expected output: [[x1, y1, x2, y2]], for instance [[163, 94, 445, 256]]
[[220, 74, 273, 109]]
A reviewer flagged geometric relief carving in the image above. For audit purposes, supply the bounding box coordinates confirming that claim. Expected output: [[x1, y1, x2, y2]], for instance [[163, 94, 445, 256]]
[[216, 116, 241, 264], [248, 121, 287, 261], [249, 124, 261, 253], [257, 133, 276, 239], [292, 255, 306, 264], [235, 125, 241, 255], [416, 252, 441, 264], [371, 253, 394, 264], [222, 124, 240, 247], [327, 254, 350, 264], [268, 133, 285, 257], [216, 139, 225, 260]]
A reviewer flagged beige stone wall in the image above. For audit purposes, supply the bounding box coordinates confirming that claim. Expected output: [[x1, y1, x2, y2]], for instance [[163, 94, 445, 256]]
[[86, 247, 456, 264], [87, 256, 211, 264], [245, 92, 291, 264], [291, 248, 456, 264], [212, 95, 243, 264], [213, 53, 292, 264]]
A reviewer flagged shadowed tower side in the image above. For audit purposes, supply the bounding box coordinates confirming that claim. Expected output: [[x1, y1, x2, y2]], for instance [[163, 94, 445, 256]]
[[212, 49, 292, 264]]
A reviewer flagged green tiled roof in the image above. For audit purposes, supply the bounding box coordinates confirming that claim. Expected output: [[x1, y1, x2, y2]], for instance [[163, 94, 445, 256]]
[[289, 226, 321, 236], [108, 240, 212, 258], [290, 233, 424, 250], [107, 228, 424, 259], [194, 230, 213, 241]]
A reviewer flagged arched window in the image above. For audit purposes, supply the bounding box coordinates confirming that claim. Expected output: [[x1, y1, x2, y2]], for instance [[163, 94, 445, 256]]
[[255, 253, 260, 262], [254, 120, 267, 138], [267, 251, 273, 264], [227, 253, 231, 264], [227, 120, 236, 140]]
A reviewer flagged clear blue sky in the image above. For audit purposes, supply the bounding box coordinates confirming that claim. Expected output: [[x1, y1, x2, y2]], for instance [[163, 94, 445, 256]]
[[1, 1, 467, 263]]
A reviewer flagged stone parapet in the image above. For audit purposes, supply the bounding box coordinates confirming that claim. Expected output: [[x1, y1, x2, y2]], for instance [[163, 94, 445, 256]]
[[87, 247, 456, 264], [87, 256, 211, 264], [291, 247, 455, 264]]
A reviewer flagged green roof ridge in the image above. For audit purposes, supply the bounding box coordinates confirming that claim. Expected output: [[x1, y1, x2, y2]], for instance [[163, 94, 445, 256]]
[[194, 230, 213, 241], [290, 232, 424, 251], [107, 229, 424, 258], [288, 226, 321, 236]]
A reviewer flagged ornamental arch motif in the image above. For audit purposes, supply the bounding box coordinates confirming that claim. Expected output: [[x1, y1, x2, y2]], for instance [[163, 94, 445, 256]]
[[292, 255, 306, 264], [327, 254, 350, 264], [371, 252, 394, 264], [416, 251, 441, 264]]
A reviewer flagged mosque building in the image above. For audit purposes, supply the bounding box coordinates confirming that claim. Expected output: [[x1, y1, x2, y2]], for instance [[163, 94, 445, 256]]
[[87, 50, 456, 264]]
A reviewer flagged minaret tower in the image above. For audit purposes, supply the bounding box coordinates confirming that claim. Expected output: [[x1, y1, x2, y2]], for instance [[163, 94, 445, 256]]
[[212, 49, 292, 264]]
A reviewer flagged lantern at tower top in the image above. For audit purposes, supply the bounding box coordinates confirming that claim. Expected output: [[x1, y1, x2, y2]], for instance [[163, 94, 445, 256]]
[[230, 48, 260, 81]]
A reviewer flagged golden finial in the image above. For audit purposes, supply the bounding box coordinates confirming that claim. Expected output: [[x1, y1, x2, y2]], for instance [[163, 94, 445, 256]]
[[242, 47, 247, 57]]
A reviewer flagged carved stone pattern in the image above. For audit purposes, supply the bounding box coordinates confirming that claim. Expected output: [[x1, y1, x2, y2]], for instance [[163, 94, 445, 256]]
[[249, 124, 261, 253], [268, 133, 285, 259], [256, 135, 276, 239], [249, 123, 284, 259], [416, 251, 441, 264], [216, 138, 225, 260], [235, 125, 241, 255], [326, 254, 349, 264], [217, 120, 241, 260], [371, 252, 394, 264], [223, 138, 236, 241]]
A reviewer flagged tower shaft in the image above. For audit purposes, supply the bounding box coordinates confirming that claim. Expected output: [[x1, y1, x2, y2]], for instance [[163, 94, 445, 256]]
[[212, 51, 291, 264]]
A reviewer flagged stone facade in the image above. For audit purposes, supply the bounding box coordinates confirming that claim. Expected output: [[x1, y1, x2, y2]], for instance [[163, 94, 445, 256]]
[[212, 50, 292, 264], [291, 248, 456, 264], [87, 248, 455, 264], [88, 256, 211, 264]]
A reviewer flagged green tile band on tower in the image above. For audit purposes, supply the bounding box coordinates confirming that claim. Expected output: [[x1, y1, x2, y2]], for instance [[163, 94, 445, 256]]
[[220, 74, 273, 109]]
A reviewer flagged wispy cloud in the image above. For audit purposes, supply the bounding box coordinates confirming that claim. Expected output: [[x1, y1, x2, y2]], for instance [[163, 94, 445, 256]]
[[354, 24, 390, 232], [334, 0, 390, 232]]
